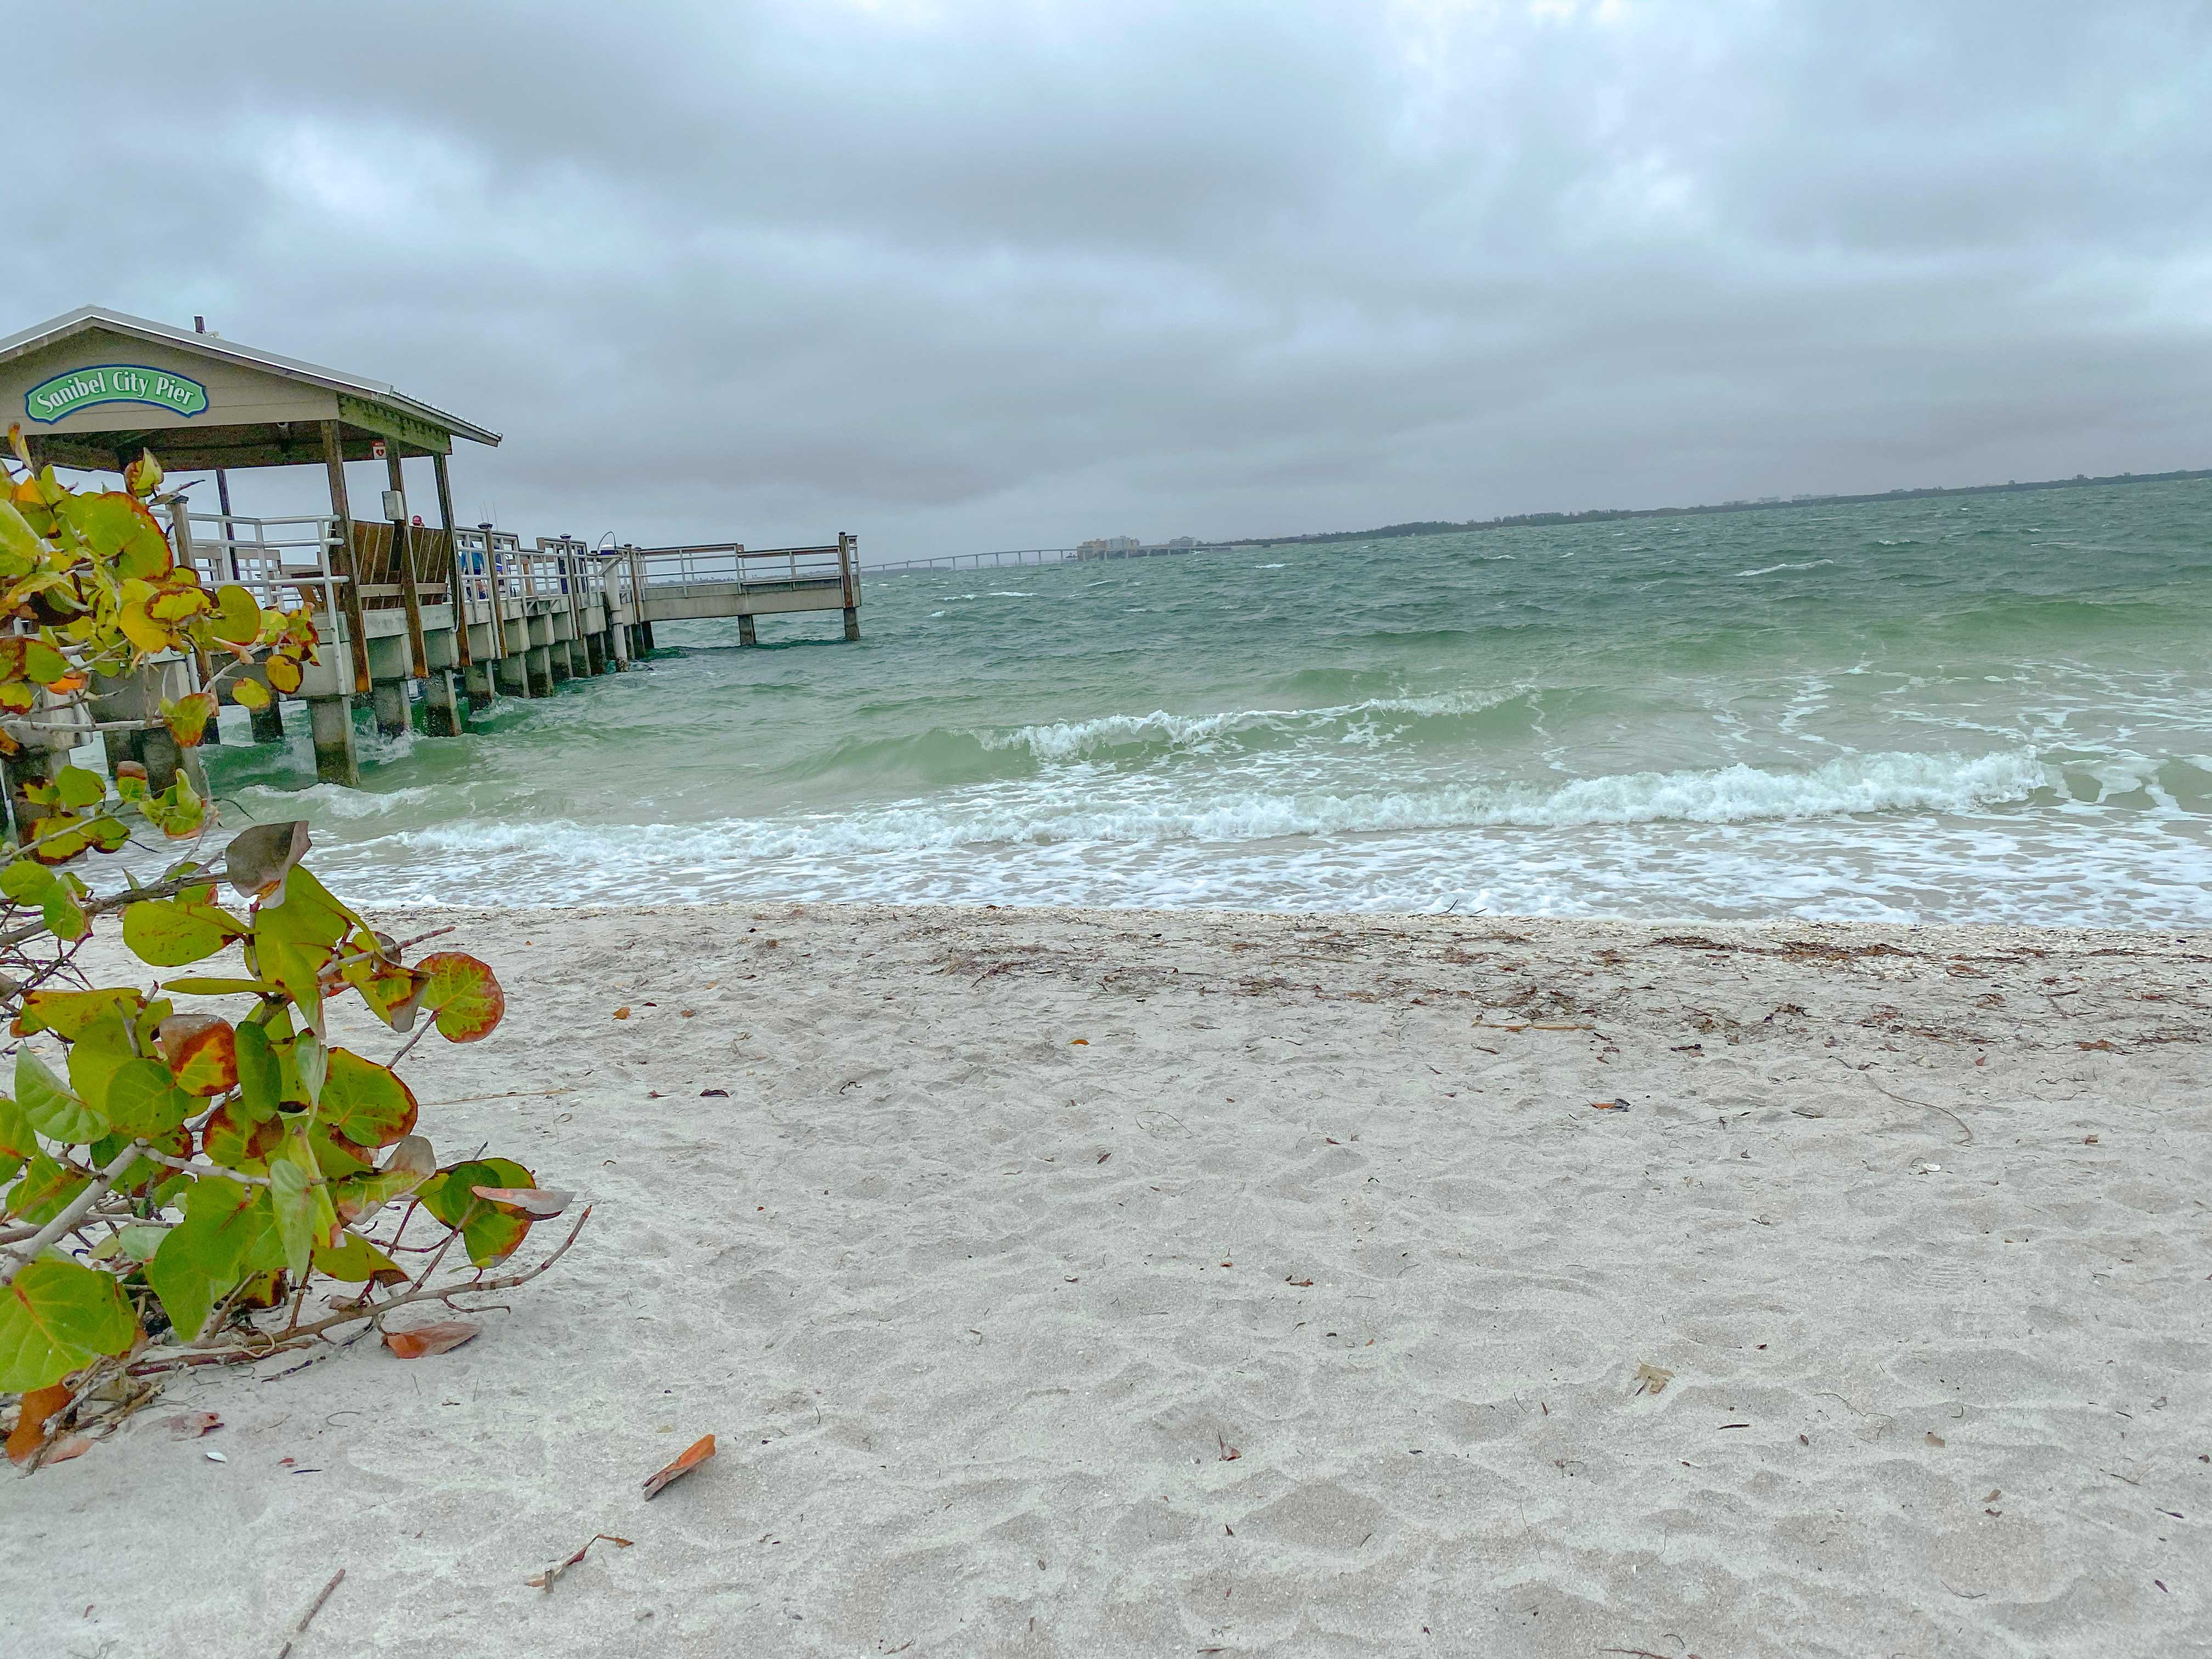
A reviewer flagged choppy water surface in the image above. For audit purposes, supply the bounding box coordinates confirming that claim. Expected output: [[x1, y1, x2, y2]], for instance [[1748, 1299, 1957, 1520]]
[[205, 481, 2212, 924]]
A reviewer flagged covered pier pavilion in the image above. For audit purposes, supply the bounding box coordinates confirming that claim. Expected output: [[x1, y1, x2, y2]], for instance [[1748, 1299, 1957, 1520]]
[[0, 307, 863, 786]]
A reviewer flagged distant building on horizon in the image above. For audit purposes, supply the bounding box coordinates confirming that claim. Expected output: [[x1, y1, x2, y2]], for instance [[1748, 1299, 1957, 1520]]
[[1075, 534, 1200, 560]]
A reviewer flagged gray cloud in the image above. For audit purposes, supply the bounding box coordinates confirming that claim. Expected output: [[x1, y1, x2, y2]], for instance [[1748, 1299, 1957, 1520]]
[[10, 1, 2211, 554]]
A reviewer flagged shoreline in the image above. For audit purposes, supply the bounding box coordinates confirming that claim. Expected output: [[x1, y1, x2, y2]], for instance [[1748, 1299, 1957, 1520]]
[[10, 902, 2208, 1656]]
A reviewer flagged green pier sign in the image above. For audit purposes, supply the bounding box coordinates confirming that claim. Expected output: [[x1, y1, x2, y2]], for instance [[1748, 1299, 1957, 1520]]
[[24, 363, 209, 424]]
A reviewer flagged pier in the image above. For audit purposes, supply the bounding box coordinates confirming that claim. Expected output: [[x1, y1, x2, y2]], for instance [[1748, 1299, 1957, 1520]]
[[0, 307, 861, 788]]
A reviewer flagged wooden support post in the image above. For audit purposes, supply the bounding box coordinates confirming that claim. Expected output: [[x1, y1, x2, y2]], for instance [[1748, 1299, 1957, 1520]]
[[388, 449, 429, 681], [630, 548, 652, 653], [433, 452, 470, 677], [480, 522, 512, 661], [839, 531, 861, 641], [308, 697, 360, 787], [320, 421, 372, 698]]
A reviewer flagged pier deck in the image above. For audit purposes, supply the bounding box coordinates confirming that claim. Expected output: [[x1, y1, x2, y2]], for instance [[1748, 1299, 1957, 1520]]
[[0, 304, 862, 798], [178, 518, 862, 783]]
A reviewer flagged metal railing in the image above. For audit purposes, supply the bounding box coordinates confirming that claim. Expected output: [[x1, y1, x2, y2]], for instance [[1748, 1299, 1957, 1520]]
[[181, 511, 348, 618], [628, 543, 848, 590]]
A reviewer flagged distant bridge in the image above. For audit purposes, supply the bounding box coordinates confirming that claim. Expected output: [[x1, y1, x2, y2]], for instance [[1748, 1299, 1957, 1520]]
[[868, 541, 1234, 574]]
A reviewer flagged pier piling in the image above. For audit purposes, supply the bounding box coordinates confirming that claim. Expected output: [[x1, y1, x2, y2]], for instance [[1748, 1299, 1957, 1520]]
[[308, 697, 360, 787]]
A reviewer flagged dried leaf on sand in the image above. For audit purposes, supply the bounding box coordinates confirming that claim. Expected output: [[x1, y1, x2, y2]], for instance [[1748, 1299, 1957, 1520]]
[[526, 1532, 633, 1590], [383, 1321, 480, 1359], [1631, 1362, 1674, 1395], [6, 1384, 71, 1464], [643, 1433, 717, 1499]]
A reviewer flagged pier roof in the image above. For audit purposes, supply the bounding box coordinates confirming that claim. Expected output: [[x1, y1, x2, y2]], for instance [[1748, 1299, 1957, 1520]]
[[0, 304, 501, 472]]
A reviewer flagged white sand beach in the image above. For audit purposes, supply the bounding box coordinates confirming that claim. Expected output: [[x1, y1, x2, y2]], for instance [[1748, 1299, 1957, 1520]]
[[6, 904, 2208, 1658]]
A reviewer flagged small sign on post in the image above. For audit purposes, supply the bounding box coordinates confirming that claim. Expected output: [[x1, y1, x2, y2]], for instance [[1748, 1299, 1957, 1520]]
[[370, 439, 388, 460], [381, 488, 406, 521]]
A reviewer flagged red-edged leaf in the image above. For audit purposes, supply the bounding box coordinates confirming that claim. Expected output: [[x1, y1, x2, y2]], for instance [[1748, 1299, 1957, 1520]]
[[160, 1410, 222, 1440], [414, 952, 504, 1042], [156, 1014, 239, 1097]]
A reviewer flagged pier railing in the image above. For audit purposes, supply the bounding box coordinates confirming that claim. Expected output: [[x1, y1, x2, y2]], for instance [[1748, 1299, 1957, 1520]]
[[627, 541, 851, 592], [182, 511, 349, 617]]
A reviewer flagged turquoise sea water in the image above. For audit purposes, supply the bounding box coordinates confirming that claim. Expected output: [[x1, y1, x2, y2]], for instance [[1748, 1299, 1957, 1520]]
[[206, 481, 2212, 924]]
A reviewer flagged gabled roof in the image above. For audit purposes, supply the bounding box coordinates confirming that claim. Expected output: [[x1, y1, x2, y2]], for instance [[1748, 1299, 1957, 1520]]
[[0, 304, 500, 447]]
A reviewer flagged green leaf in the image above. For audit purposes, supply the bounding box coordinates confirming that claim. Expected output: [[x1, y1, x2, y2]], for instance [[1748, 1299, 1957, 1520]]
[[12, 986, 144, 1040], [112, 1223, 167, 1263], [4, 1150, 87, 1223], [330, 1137, 433, 1226], [64, 1013, 136, 1123], [308, 1124, 375, 1180], [18, 1047, 105, 1144], [23, 637, 71, 687], [159, 691, 217, 748], [100, 1058, 193, 1138], [0, 1255, 140, 1392], [312, 1230, 404, 1285], [1, 857, 57, 906], [319, 1048, 424, 1151], [121, 892, 249, 967], [415, 952, 506, 1042], [199, 1103, 280, 1172], [159, 977, 275, 997], [252, 864, 354, 949], [0, 1093, 31, 1184], [208, 584, 263, 646], [231, 676, 271, 711], [250, 866, 355, 1033], [0, 854, 86, 938], [417, 1156, 537, 1267], [292, 1030, 328, 1107], [233, 1019, 281, 1120], [54, 765, 105, 810], [267, 1136, 334, 1280], [146, 1177, 278, 1341]]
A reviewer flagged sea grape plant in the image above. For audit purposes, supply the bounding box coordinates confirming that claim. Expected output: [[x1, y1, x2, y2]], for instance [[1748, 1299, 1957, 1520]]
[[0, 431, 581, 1470]]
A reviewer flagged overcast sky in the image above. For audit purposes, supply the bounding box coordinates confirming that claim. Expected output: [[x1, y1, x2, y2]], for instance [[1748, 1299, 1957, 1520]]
[[12, 2, 2212, 556]]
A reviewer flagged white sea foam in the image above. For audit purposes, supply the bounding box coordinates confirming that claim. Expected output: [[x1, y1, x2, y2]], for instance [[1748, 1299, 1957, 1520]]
[[359, 748, 2049, 870], [1736, 558, 1836, 578], [977, 691, 1525, 761]]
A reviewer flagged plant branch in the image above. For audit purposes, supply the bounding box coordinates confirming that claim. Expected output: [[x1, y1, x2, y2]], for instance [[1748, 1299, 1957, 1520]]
[[125, 1205, 592, 1372], [0, 870, 209, 952], [135, 1147, 272, 1187], [0, 1138, 148, 1284]]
